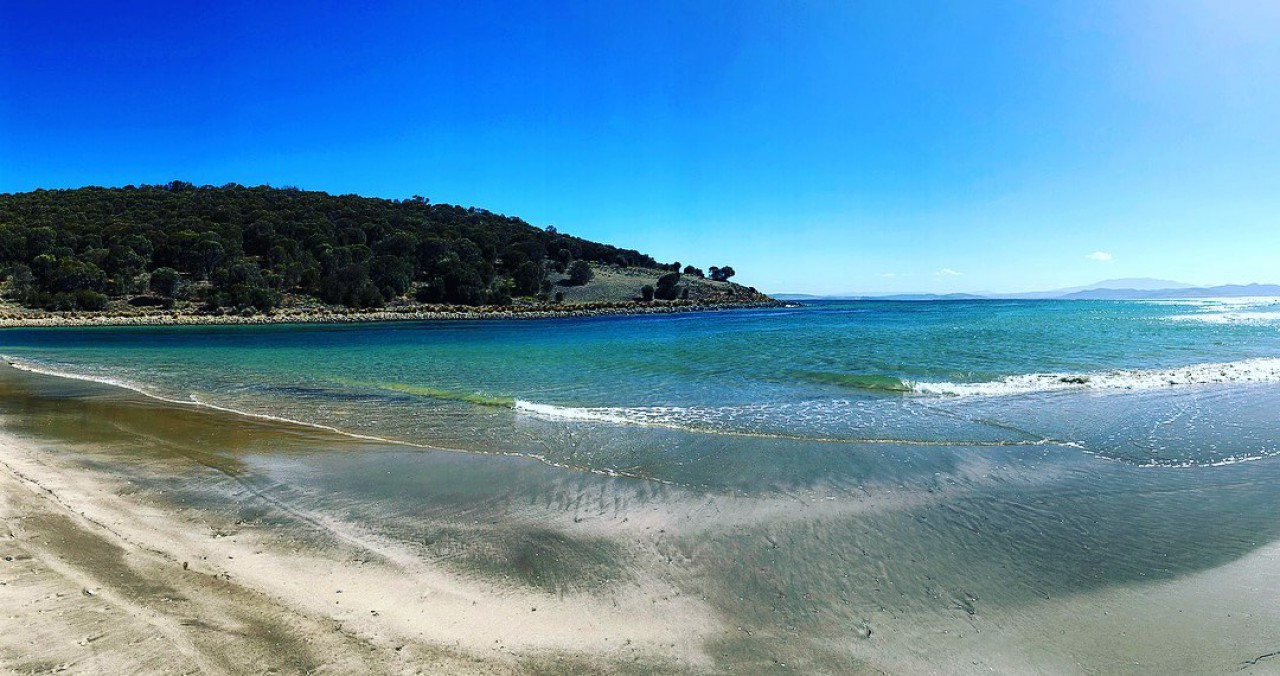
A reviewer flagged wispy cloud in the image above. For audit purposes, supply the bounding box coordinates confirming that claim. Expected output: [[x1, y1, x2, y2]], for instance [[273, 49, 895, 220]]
[[1086, 251, 1114, 262], [881, 272, 898, 278], [935, 268, 962, 277]]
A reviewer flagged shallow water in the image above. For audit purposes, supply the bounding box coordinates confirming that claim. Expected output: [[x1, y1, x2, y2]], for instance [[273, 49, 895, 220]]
[[4, 300, 1280, 671]]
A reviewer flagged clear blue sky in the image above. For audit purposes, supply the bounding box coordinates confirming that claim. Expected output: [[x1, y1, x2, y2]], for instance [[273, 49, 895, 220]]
[[2, 1, 1278, 294]]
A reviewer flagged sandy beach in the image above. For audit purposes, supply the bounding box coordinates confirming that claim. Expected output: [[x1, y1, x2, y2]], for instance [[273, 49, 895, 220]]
[[4, 353, 1280, 674], [0, 397, 717, 674], [7, 0, 1280, 671]]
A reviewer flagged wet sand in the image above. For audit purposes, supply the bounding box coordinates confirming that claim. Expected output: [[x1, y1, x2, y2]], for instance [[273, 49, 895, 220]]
[[4, 363, 1280, 673], [0, 370, 715, 674]]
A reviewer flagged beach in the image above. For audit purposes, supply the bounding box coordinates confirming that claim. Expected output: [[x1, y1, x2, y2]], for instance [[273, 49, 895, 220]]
[[0, 367, 717, 674], [6, 1, 1278, 671], [5, 300, 1280, 673]]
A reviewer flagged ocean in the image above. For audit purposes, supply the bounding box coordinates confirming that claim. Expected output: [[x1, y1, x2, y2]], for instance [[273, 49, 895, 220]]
[[4, 298, 1280, 670]]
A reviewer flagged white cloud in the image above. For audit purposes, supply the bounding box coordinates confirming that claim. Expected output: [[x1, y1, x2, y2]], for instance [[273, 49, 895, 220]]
[[935, 268, 962, 277], [1086, 251, 1114, 262]]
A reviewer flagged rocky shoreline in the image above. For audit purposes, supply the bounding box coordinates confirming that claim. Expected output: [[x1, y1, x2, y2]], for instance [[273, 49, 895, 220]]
[[0, 299, 787, 328]]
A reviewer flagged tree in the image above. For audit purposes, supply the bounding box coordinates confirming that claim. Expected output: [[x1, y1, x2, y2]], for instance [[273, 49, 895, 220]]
[[3, 264, 35, 301], [554, 248, 573, 272], [512, 260, 544, 296], [655, 272, 681, 300], [187, 237, 225, 280], [370, 255, 413, 298], [683, 265, 703, 277], [0, 184, 673, 311], [710, 266, 736, 282], [640, 284, 655, 301], [567, 260, 593, 286], [486, 280, 514, 306], [47, 259, 107, 293], [149, 267, 182, 297]]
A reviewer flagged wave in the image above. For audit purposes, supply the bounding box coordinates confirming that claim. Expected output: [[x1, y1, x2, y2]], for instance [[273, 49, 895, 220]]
[[514, 400, 640, 424], [0, 356, 665, 483], [1167, 311, 1280, 325], [11, 354, 1278, 470], [333, 377, 514, 407], [793, 371, 913, 392], [512, 399, 1069, 448], [906, 358, 1280, 397]]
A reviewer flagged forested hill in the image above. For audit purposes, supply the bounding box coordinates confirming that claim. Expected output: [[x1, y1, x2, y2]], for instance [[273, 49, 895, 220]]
[[0, 182, 750, 312]]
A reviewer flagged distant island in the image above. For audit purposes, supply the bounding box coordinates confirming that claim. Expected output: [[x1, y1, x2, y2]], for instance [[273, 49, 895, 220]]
[[776, 278, 1280, 302], [0, 183, 775, 326]]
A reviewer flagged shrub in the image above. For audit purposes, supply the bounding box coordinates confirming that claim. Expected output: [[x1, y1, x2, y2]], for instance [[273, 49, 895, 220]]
[[486, 283, 513, 306], [655, 272, 681, 300], [709, 265, 736, 282], [567, 260, 593, 286], [640, 284, 655, 301], [73, 290, 109, 311], [128, 295, 174, 308], [149, 267, 182, 297]]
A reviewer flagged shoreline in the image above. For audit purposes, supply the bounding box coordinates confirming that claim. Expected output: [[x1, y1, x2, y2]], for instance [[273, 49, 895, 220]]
[[5, 355, 1280, 672], [0, 299, 786, 329], [0, 367, 719, 673]]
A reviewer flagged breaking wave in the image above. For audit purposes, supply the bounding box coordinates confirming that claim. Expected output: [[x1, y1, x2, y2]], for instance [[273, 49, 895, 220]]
[[907, 358, 1280, 397]]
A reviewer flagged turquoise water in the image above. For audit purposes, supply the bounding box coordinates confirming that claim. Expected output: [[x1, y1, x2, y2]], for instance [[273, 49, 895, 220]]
[[6, 298, 1280, 670], [5, 298, 1280, 480]]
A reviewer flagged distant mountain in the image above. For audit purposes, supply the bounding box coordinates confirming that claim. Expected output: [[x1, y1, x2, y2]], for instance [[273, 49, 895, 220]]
[[1000, 278, 1195, 300], [1077, 277, 1195, 291], [773, 280, 1280, 302], [868, 293, 987, 301], [1059, 283, 1280, 300]]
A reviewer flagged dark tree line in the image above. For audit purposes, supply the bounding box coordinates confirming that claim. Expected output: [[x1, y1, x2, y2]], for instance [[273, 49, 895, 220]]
[[0, 183, 669, 311]]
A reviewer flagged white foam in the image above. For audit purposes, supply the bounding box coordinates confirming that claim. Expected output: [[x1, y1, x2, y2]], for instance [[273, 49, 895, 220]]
[[907, 358, 1280, 397], [4, 356, 184, 403], [514, 400, 635, 424], [512, 399, 1070, 448], [1139, 297, 1280, 307], [514, 400, 720, 433], [1168, 311, 1280, 325]]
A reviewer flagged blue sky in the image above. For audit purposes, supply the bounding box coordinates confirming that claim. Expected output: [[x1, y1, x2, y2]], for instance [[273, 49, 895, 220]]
[[2, 1, 1278, 294]]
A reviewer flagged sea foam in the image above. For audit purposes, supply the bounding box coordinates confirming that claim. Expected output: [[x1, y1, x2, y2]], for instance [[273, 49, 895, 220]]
[[907, 357, 1280, 397], [1167, 311, 1280, 325]]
